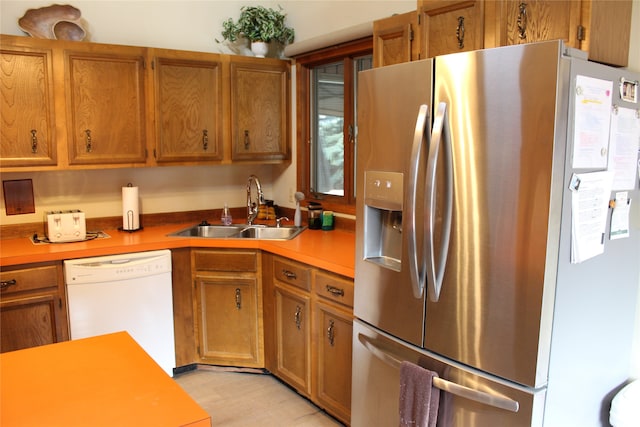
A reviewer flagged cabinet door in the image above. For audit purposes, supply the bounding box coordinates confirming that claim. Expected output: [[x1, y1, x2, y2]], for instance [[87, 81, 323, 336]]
[[419, 0, 485, 58], [315, 301, 353, 425], [230, 57, 289, 162], [501, 0, 581, 48], [0, 262, 68, 353], [274, 284, 311, 396], [195, 275, 261, 366], [373, 11, 419, 67], [0, 42, 57, 166], [65, 46, 147, 165], [0, 294, 61, 352], [153, 52, 223, 163]]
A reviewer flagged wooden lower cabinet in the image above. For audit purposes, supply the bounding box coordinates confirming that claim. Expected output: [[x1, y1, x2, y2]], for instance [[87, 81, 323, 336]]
[[193, 249, 264, 367], [274, 284, 311, 395], [264, 253, 353, 425], [315, 301, 353, 424], [0, 261, 69, 352]]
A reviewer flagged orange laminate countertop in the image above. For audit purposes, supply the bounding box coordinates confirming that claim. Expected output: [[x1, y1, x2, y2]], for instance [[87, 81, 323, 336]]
[[0, 331, 211, 427], [0, 224, 356, 278]]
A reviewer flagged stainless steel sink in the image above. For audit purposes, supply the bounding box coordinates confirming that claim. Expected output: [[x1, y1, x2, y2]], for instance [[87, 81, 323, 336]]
[[168, 223, 306, 240]]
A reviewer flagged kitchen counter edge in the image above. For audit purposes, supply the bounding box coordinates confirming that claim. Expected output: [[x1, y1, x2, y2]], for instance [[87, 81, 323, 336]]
[[0, 223, 355, 279]]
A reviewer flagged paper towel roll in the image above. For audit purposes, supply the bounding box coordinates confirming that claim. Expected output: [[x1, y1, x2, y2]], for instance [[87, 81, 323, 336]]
[[122, 185, 140, 231]]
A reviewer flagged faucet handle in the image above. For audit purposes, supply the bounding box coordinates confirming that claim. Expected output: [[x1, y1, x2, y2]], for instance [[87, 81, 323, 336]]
[[276, 217, 289, 228]]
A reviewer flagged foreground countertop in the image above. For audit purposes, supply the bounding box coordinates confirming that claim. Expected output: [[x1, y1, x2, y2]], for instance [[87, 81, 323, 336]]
[[0, 331, 211, 427], [0, 224, 356, 278]]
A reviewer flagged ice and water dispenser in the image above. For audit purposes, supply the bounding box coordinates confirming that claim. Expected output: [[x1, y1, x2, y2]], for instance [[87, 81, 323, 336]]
[[363, 171, 404, 272]]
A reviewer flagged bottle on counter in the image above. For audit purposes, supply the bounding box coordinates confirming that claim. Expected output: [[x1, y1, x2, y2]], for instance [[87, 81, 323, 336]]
[[221, 203, 233, 225]]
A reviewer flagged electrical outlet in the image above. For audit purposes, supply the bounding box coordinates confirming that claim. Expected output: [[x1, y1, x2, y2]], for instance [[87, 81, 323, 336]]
[[289, 188, 295, 203]]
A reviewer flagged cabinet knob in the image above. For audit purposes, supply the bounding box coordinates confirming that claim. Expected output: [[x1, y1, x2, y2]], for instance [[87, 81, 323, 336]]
[[456, 16, 465, 49], [30, 129, 38, 153], [202, 129, 209, 151], [517, 2, 528, 40], [85, 129, 92, 152], [327, 319, 335, 346], [294, 305, 302, 330], [325, 285, 344, 297], [244, 130, 250, 149], [282, 269, 297, 280], [235, 287, 242, 309], [0, 279, 17, 290]]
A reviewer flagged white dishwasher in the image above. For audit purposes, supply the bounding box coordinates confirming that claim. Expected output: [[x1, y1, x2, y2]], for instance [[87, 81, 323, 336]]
[[64, 249, 175, 377]]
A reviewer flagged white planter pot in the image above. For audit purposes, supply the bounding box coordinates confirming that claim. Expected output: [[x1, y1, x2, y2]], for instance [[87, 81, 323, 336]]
[[251, 41, 269, 58]]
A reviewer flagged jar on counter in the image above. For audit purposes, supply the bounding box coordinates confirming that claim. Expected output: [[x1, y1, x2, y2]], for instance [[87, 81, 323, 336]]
[[307, 202, 323, 229]]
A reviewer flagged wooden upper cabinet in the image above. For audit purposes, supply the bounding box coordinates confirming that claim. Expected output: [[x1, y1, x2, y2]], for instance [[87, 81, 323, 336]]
[[490, 0, 631, 67], [151, 49, 224, 163], [65, 44, 147, 165], [579, 0, 632, 67], [0, 39, 57, 167], [230, 57, 290, 162], [498, 1, 581, 48], [373, 11, 420, 67], [418, 0, 485, 58]]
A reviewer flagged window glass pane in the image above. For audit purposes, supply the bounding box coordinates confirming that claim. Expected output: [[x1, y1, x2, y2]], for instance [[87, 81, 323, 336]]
[[312, 61, 344, 196]]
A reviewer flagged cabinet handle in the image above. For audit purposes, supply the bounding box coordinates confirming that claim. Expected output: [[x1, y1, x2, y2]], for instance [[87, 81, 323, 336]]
[[517, 2, 528, 40], [0, 279, 17, 290], [235, 288, 242, 309], [294, 305, 302, 330], [244, 130, 250, 149], [202, 129, 209, 151], [85, 129, 92, 152], [282, 269, 297, 280], [30, 129, 38, 153], [325, 285, 344, 297], [456, 16, 465, 49], [327, 320, 335, 346]]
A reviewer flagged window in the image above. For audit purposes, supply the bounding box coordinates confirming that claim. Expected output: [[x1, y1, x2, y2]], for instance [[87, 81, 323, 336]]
[[295, 38, 372, 215]]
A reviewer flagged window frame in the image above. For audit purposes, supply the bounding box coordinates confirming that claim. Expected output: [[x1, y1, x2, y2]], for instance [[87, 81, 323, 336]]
[[294, 37, 372, 216]]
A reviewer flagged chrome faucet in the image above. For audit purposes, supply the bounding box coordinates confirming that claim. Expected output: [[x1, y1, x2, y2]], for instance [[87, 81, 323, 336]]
[[246, 175, 264, 225]]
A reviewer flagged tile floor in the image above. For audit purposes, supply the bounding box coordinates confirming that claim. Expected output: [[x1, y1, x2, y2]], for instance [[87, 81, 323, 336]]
[[174, 367, 344, 426]]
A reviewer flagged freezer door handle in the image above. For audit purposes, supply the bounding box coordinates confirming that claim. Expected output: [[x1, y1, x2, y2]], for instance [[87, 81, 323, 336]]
[[358, 333, 520, 413], [425, 102, 453, 302], [407, 104, 430, 298]]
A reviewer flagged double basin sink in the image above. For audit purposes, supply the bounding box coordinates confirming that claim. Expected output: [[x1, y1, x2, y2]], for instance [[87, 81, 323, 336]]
[[169, 222, 306, 241]]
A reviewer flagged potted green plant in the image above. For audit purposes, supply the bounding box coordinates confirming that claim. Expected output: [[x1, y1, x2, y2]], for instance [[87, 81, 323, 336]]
[[219, 5, 295, 57]]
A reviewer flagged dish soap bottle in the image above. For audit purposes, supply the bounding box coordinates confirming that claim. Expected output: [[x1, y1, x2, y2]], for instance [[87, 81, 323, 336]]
[[221, 203, 232, 225]]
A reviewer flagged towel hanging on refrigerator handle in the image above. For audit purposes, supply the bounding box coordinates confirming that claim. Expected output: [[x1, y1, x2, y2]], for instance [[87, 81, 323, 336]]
[[358, 333, 520, 413]]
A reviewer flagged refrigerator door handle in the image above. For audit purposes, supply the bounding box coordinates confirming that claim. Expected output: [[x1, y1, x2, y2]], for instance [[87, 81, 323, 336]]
[[407, 104, 430, 298], [358, 333, 520, 413], [425, 102, 453, 302]]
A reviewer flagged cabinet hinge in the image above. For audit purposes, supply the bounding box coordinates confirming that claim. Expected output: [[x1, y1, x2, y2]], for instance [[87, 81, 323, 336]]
[[409, 27, 414, 42], [59, 298, 62, 309], [577, 25, 586, 42], [151, 59, 155, 70], [153, 148, 157, 158]]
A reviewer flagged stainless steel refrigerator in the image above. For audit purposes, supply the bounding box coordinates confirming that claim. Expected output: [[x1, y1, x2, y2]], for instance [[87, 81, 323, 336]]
[[352, 41, 640, 426]]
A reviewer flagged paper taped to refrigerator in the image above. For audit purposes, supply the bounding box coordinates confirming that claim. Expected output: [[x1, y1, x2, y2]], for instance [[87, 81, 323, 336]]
[[570, 171, 614, 263], [572, 75, 613, 169], [608, 106, 640, 190]]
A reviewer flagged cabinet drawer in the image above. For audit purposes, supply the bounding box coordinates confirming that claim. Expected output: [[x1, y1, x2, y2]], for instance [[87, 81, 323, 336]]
[[194, 250, 257, 272], [273, 258, 310, 291], [0, 264, 59, 296], [314, 271, 354, 308]]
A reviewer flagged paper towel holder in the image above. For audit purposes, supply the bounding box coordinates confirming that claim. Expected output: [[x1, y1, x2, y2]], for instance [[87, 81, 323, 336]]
[[118, 182, 143, 233]]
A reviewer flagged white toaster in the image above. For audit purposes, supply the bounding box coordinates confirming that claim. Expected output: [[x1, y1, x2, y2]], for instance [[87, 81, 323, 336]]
[[45, 210, 86, 243]]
